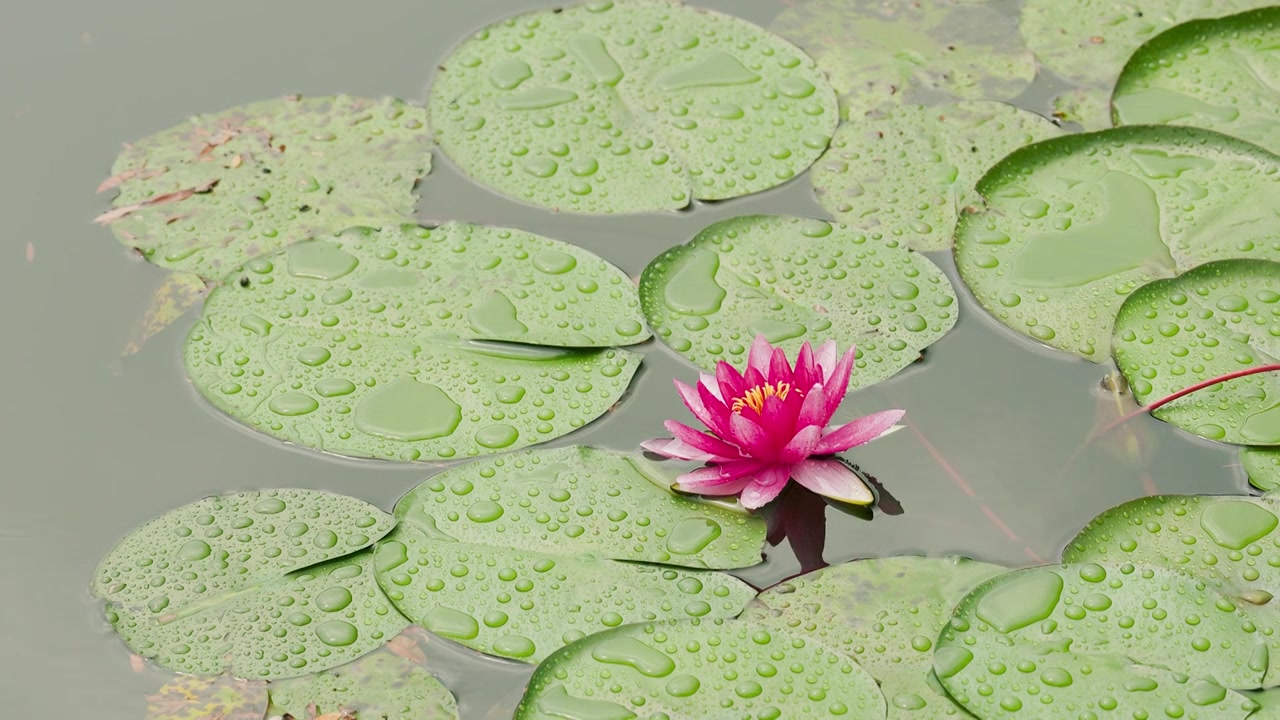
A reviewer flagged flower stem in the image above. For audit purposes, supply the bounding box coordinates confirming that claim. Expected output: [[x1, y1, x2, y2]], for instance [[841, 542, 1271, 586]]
[[1094, 363, 1280, 438]]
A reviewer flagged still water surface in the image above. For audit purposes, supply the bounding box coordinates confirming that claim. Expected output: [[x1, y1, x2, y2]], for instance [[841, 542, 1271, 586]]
[[0, 1, 1246, 716]]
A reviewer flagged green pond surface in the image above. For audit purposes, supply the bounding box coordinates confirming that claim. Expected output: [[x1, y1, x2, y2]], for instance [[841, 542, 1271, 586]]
[[0, 0, 1253, 717]]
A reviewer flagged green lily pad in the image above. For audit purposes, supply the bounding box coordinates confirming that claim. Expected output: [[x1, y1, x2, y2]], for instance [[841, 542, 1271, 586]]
[[108, 550, 407, 680], [146, 675, 267, 720], [1113, 8, 1280, 156], [640, 215, 958, 387], [1248, 688, 1280, 719], [1246, 448, 1280, 492], [267, 637, 458, 720], [202, 223, 648, 348], [515, 618, 888, 719], [742, 556, 1004, 719], [936, 563, 1269, 718], [954, 125, 1280, 361], [1065, 493, 1280, 598], [1019, 0, 1275, 92], [1112, 259, 1280, 445], [96, 95, 430, 281], [373, 525, 755, 663], [394, 446, 765, 569], [811, 102, 1063, 252], [1051, 87, 1114, 132], [771, 0, 1034, 114], [186, 269, 642, 460], [428, 0, 837, 214]]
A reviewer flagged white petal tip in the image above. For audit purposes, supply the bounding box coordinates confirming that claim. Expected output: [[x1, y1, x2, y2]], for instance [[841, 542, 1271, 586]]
[[879, 424, 906, 438]]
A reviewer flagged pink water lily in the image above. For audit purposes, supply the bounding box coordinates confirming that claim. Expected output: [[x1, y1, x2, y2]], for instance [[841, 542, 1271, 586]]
[[643, 336, 905, 510]]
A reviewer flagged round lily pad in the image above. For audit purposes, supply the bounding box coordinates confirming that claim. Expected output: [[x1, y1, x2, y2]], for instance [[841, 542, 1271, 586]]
[[186, 275, 642, 460], [373, 525, 756, 663], [96, 95, 430, 281], [771, 0, 1035, 114], [1019, 0, 1275, 92], [146, 675, 267, 720], [267, 638, 458, 720], [811, 102, 1063, 252], [1112, 259, 1280, 445], [1113, 8, 1280, 156], [1248, 688, 1280, 720], [742, 556, 1004, 719], [954, 125, 1280, 361], [428, 0, 837, 214], [516, 618, 888, 719], [394, 446, 765, 570], [202, 223, 648, 348], [1246, 448, 1280, 492], [936, 563, 1268, 718], [640, 215, 958, 388], [1065, 493, 1280, 599]]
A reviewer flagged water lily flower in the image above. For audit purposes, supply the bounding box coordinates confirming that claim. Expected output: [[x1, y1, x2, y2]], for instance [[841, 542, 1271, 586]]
[[643, 336, 905, 510]]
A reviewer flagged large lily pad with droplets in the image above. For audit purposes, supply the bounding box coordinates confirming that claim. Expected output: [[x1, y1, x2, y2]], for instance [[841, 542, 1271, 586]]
[[96, 95, 430, 281], [954, 126, 1280, 361], [515, 618, 888, 719], [1112, 260, 1280, 445], [771, 0, 1034, 114], [186, 254, 642, 459], [267, 636, 458, 720], [811, 102, 1062, 252], [428, 0, 837, 215], [1019, 0, 1275, 92], [373, 524, 755, 663], [1113, 8, 1280, 156], [394, 446, 765, 569], [1246, 448, 1280, 492], [640, 215, 958, 387], [936, 563, 1270, 718], [1065, 494, 1280, 596], [202, 223, 647, 348], [741, 556, 1004, 719]]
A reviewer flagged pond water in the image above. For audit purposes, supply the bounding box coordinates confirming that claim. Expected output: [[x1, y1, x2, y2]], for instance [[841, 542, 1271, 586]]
[[1, 0, 1249, 717]]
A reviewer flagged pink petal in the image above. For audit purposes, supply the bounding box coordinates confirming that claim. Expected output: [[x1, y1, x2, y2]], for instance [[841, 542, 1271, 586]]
[[697, 382, 733, 436], [664, 420, 745, 460], [791, 459, 874, 505], [757, 389, 803, 449], [797, 383, 830, 428], [793, 342, 819, 391], [820, 346, 857, 420], [676, 460, 765, 490], [780, 425, 821, 464], [716, 361, 747, 404], [729, 412, 772, 459], [641, 437, 736, 463], [678, 476, 753, 497], [740, 465, 792, 509], [813, 409, 906, 454], [698, 373, 723, 402], [768, 345, 792, 384], [747, 335, 773, 378], [815, 341, 838, 381], [676, 379, 728, 437]]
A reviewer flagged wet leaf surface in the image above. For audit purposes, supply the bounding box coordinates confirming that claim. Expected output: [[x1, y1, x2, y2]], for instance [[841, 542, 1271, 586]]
[[641, 214, 957, 389], [1245, 447, 1280, 492], [429, 0, 837, 214]]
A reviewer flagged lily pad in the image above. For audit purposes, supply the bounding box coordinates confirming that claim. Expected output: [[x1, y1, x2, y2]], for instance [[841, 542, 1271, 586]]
[[1246, 448, 1280, 492], [267, 637, 458, 720], [96, 95, 430, 281], [93, 489, 404, 679], [954, 125, 1280, 361], [202, 223, 648, 348], [1051, 87, 1113, 132], [811, 102, 1063, 252], [771, 0, 1034, 114], [1113, 8, 1280, 156], [122, 271, 209, 359], [1065, 493, 1280, 597], [1019, 0, 1274, 92], [515, 618, 888, 719], [1248, 688, 1280, 720], [936, 563, 1268, 718], [1112, 259, 1280, 445], [428, 0, 837, 214], [640, 215, 958, 387], [742, 556, 1004, 719], [146, 675, 267, 720], [394, 446, 765, 569], [186, 270, 642, 459], [373, 525, 756, 663]]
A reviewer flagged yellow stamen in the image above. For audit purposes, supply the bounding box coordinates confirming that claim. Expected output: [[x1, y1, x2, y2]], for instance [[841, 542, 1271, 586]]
[[731, 382, 799, 414]]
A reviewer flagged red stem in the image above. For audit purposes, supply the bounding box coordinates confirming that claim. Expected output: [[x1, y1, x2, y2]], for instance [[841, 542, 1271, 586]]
[[1094, 363, 1280, 438]]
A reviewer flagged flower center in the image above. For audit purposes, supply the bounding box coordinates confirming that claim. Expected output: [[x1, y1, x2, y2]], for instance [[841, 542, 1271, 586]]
[[731, 381, 799, 414]]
